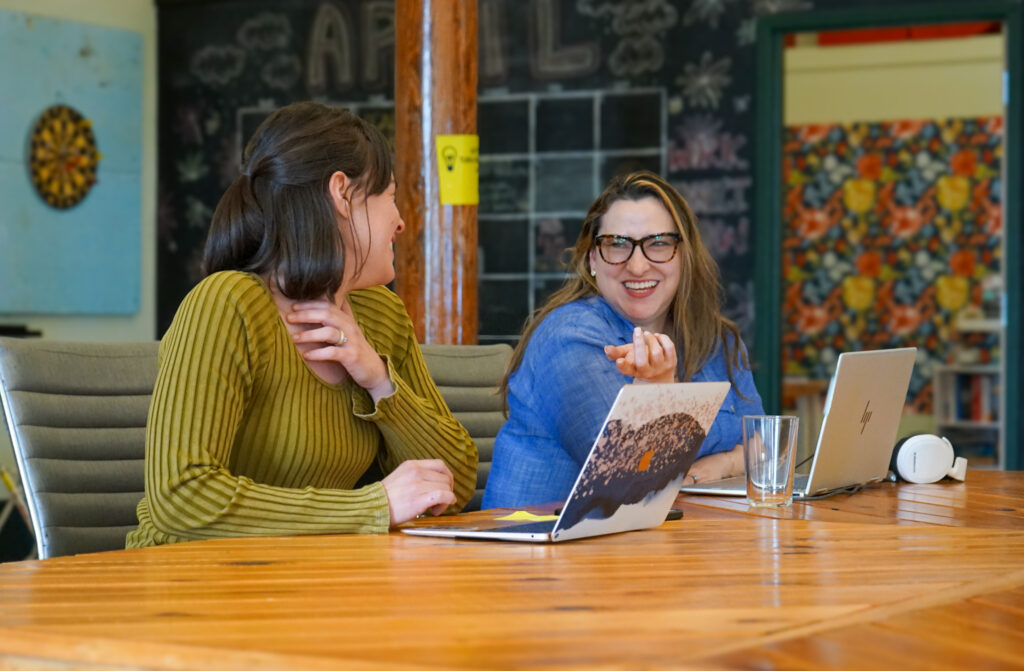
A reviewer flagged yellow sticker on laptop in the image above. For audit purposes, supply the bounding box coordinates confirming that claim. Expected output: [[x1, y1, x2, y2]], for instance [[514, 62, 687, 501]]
[[494, 511, 559, 522]]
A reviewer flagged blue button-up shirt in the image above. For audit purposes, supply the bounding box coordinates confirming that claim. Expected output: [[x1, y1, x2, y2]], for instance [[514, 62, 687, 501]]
[[481, 296, 764, 509]]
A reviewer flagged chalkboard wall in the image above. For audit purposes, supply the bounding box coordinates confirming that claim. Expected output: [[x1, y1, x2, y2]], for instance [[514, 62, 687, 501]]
[[156, 0, 981, 353]]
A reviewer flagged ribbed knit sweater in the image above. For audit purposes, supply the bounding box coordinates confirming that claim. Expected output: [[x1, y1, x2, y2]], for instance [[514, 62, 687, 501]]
[[126, 271, 478, 547]]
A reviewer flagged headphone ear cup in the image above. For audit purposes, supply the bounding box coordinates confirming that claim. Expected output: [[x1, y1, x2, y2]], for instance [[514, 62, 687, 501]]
[[892, 434, 958, 484]]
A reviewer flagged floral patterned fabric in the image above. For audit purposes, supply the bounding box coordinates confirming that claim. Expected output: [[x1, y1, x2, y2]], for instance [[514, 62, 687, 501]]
[[782, 117, 1002, 413]]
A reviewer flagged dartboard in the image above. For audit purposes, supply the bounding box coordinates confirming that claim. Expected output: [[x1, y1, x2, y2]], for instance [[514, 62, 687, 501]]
[[28, 104, 102, 210]]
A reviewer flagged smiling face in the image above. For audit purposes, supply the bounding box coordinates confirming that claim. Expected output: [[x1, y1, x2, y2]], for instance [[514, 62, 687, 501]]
[[588, 197, 682, 334], [340, 179, 406, 291]]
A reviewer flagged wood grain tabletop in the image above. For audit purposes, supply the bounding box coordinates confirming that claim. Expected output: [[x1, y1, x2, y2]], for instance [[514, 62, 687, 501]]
[[0, 471, 1021, 670]]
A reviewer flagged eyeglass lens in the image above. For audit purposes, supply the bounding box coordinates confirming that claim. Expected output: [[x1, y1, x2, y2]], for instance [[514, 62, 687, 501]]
[[597, 234, 679, 264]]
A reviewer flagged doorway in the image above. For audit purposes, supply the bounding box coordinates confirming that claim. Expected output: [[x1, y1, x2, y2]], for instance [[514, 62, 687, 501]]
[[754, 2, 1021, 469]]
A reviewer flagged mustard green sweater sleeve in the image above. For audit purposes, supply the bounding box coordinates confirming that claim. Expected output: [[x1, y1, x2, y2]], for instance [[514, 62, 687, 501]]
[[347, 288, 479, 510], [126, 271, 477, 548]]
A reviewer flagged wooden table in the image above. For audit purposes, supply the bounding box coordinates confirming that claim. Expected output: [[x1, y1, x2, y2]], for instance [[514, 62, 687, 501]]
[[0, 472, 1022, 670]]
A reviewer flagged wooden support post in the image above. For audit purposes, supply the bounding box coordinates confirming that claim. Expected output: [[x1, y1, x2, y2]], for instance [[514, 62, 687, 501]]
[[394, 0, 478, 344]]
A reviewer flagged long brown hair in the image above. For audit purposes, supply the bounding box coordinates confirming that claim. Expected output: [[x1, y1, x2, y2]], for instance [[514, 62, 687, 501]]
[[501, 170, 750, 400], [203, 101, 393, 300]]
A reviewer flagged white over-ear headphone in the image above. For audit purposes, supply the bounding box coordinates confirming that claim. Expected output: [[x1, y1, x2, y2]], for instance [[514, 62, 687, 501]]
[[891, 434, 967, 484]]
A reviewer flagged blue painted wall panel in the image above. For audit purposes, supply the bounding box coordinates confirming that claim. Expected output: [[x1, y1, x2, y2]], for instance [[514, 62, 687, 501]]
[[0, 10, 142, 314]]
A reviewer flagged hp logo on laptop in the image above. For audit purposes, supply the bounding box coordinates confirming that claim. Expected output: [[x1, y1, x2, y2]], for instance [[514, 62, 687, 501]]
[[860, 400, 873, 435]]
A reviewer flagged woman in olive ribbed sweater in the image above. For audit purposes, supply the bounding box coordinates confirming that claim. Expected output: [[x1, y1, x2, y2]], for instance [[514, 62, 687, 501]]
[[127, 103, 477, 548]]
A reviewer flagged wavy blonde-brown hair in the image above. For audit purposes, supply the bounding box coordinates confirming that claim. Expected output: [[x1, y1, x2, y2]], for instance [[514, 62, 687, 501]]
[[501, 170, 750, 401]]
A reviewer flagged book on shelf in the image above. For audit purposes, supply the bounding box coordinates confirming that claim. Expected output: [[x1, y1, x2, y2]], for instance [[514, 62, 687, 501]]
[[944, 371, 1000, 423]]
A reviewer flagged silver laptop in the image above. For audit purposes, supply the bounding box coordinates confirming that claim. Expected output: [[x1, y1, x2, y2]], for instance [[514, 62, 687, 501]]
[[402, 381, 730, 542], [679, 348, 916, 499]]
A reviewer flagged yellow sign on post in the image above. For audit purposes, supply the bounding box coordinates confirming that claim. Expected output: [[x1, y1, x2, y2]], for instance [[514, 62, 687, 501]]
[[435, 134, 479, 205]]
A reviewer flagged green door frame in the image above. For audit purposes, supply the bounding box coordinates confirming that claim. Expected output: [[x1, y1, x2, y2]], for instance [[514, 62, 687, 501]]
[[754, 2, 1022, 469]]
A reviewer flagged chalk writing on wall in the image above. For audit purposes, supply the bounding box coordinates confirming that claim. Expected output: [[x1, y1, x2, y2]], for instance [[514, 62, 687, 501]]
[[156, 0, 777, 347]]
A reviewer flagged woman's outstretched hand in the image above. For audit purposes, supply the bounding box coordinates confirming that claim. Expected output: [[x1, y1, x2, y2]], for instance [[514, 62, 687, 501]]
[[381, 459, 457, 526], [604, 326, 677, 384], [287, 299, 395, 402]]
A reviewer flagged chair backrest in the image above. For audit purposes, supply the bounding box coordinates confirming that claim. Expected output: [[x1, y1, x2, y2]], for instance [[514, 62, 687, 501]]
[[0, 339, 510, 556], [420, 344, 511, 511], [0, 338, 158, 559]]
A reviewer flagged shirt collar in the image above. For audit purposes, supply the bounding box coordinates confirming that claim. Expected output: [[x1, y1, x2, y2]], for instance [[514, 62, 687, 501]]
[[583, 295, 636, 343]]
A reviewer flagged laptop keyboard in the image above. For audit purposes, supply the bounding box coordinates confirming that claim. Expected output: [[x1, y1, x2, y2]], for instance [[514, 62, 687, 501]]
[[682, 472, 810, 493], [495, 520, 557, 534]]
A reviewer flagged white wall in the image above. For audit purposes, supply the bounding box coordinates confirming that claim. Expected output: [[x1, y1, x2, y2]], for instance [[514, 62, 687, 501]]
[[785, 34, 1004, 125], [0, 0, 156, 491]]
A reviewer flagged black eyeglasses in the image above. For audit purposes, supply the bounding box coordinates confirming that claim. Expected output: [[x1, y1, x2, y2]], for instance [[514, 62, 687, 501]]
[[593, 233, 682, 264]]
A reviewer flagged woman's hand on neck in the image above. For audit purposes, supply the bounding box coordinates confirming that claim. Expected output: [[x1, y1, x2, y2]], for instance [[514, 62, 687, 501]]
[[267, 277, 394, 401], [266, 281, 349, 386]]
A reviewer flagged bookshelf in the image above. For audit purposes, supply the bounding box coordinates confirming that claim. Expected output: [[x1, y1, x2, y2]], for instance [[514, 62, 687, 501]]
[[932, 316, 1004, 467]]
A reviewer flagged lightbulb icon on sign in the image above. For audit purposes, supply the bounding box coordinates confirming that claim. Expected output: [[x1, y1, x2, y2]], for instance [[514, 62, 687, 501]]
[[441, 145, 457, 171]]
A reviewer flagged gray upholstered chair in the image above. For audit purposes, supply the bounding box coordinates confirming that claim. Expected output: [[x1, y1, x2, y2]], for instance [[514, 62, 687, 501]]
[[0, 338, 158, 559], [421, 343, 511, 511], [0, 338, 509, 558]]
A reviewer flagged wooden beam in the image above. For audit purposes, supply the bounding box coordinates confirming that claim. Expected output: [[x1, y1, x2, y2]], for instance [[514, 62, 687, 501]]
[[394, 0, 479, 344]]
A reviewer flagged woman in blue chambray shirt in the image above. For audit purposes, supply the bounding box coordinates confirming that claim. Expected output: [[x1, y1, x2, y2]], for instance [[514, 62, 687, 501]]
[[482, 171, 763, 509]]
